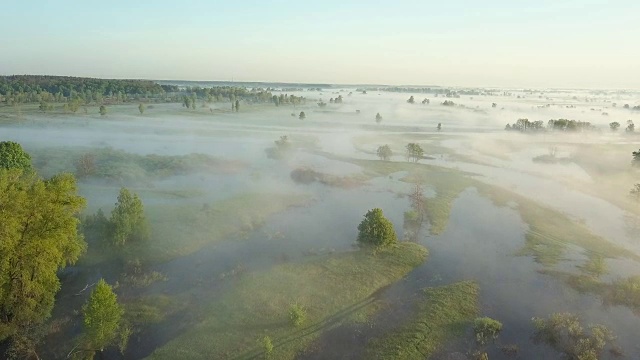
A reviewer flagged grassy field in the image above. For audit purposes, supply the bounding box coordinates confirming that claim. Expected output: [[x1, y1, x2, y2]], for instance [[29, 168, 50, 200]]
[[147, 242, 428, 359], [366, 281, 479, 360]]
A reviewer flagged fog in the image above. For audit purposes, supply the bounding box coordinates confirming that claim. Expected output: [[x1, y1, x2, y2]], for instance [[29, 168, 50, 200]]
[[2, 85, 640, 359]]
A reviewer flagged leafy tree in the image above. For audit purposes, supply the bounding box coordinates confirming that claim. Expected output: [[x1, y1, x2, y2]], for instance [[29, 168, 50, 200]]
[[492, 103, 497, 108], [407, 96, 415, 104], [375, 112, 382, 124], [626, 120, 635, 132], [377, 145, 393, 161], [437, 123, 442, 131], [421, 98, 430, 104], [138, 103, 145, 114], [609, 122, 620, 131], [82, 279, 124, 352], [262, 336, 274, 358], [0, 141, 32, 171], [580, 256, 608, 278], [99, 105, 107, 116], [110, 188, 150, 246], [357, 208, 398, 248], [630, 183, 640, 200], [235, 100, 240, 112], [299, 111, 306, 120], [442, 100, 455, 106], [75, 153, 96, 178], [0, 170, 86, 342], [405, 143, 424, 163]]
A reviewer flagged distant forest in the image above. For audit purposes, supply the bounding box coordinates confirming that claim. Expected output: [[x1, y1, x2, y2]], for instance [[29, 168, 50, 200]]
[[0, 75, 297, 106]]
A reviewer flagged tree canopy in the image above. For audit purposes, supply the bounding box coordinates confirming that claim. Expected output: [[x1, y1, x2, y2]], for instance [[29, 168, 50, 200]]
[[0, 141, 32, 171], [377, 145, 393, 161], [357, 208, 397, 248], [375, 113, 382, 124], [110, 188, 150, 246], [0, 170, 86, 341], [82, 279, 124, 352], [405, 143, 424, 163]]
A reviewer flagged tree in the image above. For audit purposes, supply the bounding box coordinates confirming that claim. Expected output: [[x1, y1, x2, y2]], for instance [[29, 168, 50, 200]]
[[0, 141, 32, 171], [110, 188, 150, 246], [235, 100, 240, 112], [299, 111, 306, 120], [421, 98, 430, 105], [609, 122, 620, 131], [289, 303, 306, 327], [405, 143, 424, 162], [492, 103, 497, 108], [82, 279, 124, 352], [357, 208, 397, 248], [630, 184, 640, 200], [626, 120, 635, 132], [442, 100, 455, 106], [473, 317, 503, 345], [375, 112, 382, 124], [99, 105, 107, 116], [633, 149, 640, 165], [75, 153, 96, 178], [138, 103, 145, 114], [377, 145, 393, 161], [437, 123, 442, 131], [0, 170, 86, 343], [407, 96, 415, 104]]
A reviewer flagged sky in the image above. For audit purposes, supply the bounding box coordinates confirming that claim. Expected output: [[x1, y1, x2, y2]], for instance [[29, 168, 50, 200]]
[[1, 0, 638, 89]]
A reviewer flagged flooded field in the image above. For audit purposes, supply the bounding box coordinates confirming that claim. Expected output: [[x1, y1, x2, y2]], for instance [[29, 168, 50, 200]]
[[1, 87, 640, 359]]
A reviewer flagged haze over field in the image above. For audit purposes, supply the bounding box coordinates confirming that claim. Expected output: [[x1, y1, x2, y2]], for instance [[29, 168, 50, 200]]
[[0, 2, 639, 360]]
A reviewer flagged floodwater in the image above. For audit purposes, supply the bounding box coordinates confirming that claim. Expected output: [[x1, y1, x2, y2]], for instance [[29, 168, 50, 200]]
[[3, 87, 640, 359]]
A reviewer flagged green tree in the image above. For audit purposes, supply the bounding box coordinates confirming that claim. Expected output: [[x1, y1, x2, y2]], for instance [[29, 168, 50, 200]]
[[289, 303, 307, 327], [235, 100, 240, 112], [626, 120, 635, 132], [82, 279, 124, 352], [0, 141, 32, 171], [0, 170, 86, 342], [99, 105, 107, 116], [110, 188, 150, 246], [357, 208, 398, 248], [437, 123, 442, 131], [377, 145, 393, 161], [405, 143, 424, 163], [138, 103, 145, 114], [407, 96, 415, 104], [473, 317, 503, 345], [375, 112, 382, 124], [299, 111, 306, 120], [609, 122, 620, 131], [262, 336, 274, 358]]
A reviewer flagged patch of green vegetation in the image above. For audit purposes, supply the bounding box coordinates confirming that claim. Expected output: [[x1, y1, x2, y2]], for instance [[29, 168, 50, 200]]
[[366, 281, 479, 360], [473, 317, 503, 345], [476, 183, 640, 264], [148, 242, 428, 360], [30, 146, 245, 182]]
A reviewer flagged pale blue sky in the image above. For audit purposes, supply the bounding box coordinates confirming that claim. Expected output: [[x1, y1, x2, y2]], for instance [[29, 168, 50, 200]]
[[1, 0, 638, 88]]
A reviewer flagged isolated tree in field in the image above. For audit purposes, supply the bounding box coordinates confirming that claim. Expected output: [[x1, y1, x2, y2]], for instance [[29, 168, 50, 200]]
[[375, 112, 382, 124], [82, 279, 124, 352], [0, 170, 86, 343], [377, 145, 393, 161], [609, 122, 620, 131], [138, 103, 145, 114], [492, 103, 497, 108], [405, 143, 424, 162], [626, 120, 635, 132], [422, 98, 430, 104], [0, 141, 32, 171], [437, 123, 442, 131], [357, 208, 397, 248], [407, 96, 415, 104], [299, 111, 306, 120], [99, 105, 107, 116], [110, 187, 150, 246]]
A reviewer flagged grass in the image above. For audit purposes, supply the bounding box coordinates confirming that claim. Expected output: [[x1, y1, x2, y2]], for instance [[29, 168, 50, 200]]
[[147, 242, 428, 360], [366, 281, 479, 360], [81, 192, 312, 266], [476, 183, 640, 264]]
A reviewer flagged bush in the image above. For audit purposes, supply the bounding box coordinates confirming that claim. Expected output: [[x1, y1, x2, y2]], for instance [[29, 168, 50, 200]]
[[473, 317, 503, 345], [289, 303, 306, 327]]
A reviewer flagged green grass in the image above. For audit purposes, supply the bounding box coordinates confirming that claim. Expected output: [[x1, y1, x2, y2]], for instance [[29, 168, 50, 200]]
[[476, 183, 640, 264], [81, 192, 312, 266], [366, 281, 479, 360], [147, 242, 428, 360]]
